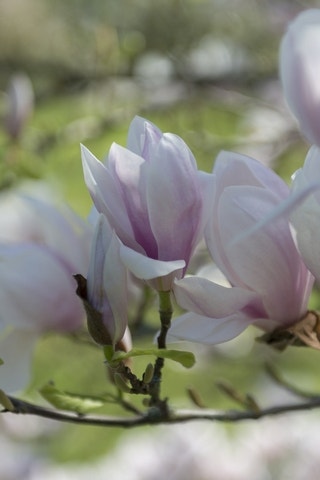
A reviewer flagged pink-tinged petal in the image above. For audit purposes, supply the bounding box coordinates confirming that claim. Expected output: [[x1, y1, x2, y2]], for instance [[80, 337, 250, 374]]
[[173, 276, 265, 318], [195, 263, 231, 287], [126, 116, 162, 156], [120, 244, 185, 291], [147, 134, 202, 262], [291, 146, 320, 282], [0, 186, 92, 277], [87, 215, 112, 310], [190, 171, 215, 249], [280, 10, 320, 146], [206, 152, 290, 284], [141, 120, 164, 160], [0, 243, 84, 332], [86, 215, 128, 346], [103, 232, 128, 345], [108, 143, 157, 257], [228, 181, 320, 249], [81, 144, 141, 253], [218, 185, 310, 322], [167, 312, 251, 345], [0, 328, 38, 392], [21, 196, 92, 276], [213, 151, 289, 199]]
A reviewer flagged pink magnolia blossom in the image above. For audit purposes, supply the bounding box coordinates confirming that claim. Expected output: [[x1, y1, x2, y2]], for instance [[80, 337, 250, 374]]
[[81, 116, 214, 291], [169, 151, 314, 344], [290, 145, 320, 282], [0, 184, 91, 275], [75, 214, 128, 348], [280, 9, 320, 146], [0, 185, 92, 392]]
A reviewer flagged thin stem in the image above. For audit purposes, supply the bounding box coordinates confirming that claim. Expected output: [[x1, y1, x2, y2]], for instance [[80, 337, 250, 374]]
[[143, 290, 173, 411], [157, 290, 173, 349], [3, 395, 320, 428]]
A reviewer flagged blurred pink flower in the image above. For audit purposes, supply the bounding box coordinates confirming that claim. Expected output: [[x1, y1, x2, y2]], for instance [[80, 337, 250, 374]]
[[0, 184, 92, 392], [169, 151, 314, 344], [280, 9, 320, 146], [81, 116, 214, 291]]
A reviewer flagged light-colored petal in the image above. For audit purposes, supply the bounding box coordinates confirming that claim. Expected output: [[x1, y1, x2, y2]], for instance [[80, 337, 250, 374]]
[[0, 328, 38, 393], [173, 276, 265, 318], [205, 151, 290, 284], [167, 312, 251, 345], [108, 143, 157, 257], [87, 214, 113, 309], [147, 133, 202, 263], [86, 214, 128, 346], [213, 151, 289, 199], [191, 171, 215, 248], [81, 144, 140, 252], [21, 195, 92, 276], [120, 244, 185, 290], [103, 231, 128, 345], [0, 185, 92, 276], [218, 185, 310, 322], [126, 116, 162, 156], [280, 9, 320, 146], [291, 146, 320, 281], [0, 243, 84, 332]]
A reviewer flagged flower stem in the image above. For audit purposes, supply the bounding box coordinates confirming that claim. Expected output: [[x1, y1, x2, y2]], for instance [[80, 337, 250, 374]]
[[146, 291, 173, 412], [157, 290, 173, 350]]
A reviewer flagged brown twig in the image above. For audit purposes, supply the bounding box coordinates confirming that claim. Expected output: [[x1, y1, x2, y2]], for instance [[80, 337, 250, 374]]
[[3, 394, 320, 428]]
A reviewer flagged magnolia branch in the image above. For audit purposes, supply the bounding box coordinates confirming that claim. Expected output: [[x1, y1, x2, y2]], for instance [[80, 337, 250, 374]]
[[2, 394, 320, 429]]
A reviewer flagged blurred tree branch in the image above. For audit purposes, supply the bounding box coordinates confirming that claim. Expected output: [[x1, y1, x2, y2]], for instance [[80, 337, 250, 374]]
[[3, 393, 320, 429]]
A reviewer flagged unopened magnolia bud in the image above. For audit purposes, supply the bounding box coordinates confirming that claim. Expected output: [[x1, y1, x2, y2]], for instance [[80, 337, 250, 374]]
[[114, 373, 131, 393], [74, 274, 113, 346], [142, 363, 154, 384]]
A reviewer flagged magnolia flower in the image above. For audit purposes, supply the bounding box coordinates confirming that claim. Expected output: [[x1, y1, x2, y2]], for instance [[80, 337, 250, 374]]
[[0, 184, 92, 392], [290, 145, 320, 282], [75, 214, 128, 348], [0, 184, 91, 275], [81, 116, 213, 291], [0, 244, 88, 393], [169, 151, 314, 344], [280, 9, 320, 146]]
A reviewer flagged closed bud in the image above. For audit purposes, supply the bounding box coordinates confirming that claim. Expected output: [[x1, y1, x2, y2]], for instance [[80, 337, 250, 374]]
[[142, 363, 154, 384]]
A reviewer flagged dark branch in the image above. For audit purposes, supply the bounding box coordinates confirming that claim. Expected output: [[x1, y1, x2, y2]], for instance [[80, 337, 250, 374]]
[[3, 394, 320, 429]]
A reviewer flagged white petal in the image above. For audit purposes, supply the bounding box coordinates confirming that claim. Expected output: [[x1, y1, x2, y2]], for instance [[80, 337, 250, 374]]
[[120, 245, 185, 280], [173, 276, 264, 318], [167, 312, 250, 345]]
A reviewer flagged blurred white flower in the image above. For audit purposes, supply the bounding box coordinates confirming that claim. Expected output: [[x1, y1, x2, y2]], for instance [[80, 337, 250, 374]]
[[0, 182, 92, 392]]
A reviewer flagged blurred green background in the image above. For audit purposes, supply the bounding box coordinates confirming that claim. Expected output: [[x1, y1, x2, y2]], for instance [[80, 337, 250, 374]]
[[1, 0, 320, 474]]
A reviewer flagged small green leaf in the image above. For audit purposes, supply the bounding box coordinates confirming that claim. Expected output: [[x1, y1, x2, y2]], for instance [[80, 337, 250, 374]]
[[39, 383, 105, 415], [0, 358, 4, 366], [112, 348, 195, 369]]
